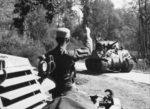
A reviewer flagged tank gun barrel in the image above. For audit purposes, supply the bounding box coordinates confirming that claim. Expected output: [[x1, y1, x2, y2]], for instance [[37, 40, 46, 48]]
[[111, 40, 118, 46], [106, 41, 118, 50]]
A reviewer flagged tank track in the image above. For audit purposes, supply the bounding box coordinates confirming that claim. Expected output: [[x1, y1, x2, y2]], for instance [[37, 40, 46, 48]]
[[85, 58, 108, 73], [121, 58, 134, 72]]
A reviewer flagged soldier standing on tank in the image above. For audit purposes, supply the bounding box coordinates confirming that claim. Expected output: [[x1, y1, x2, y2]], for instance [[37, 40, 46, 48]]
[[44, 26, 93, 98]]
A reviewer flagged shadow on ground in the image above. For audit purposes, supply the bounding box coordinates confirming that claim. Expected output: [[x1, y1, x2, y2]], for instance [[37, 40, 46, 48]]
[[76, 70, 122, 75], [76, 70, 124, 76], [76, 70, 102, 75]]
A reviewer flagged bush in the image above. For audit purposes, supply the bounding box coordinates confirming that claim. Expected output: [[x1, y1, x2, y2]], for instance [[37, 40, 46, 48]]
[[0, 38, 22, 55], [20, 41, 46, 67], [67, 37, 83, 50], [0, 38, 46, 67], [0, 1, 84, 68]]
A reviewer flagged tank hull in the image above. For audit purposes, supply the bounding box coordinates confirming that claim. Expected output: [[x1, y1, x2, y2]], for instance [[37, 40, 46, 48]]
[[85, 57, 134, 73]]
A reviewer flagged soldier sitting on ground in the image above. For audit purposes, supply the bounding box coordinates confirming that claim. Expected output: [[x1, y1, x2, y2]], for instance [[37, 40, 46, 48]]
[[99, 89, 114, 109]]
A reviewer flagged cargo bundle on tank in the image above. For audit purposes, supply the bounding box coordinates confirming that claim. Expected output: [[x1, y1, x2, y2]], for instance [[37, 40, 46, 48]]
[[85, 39, 134, 73]]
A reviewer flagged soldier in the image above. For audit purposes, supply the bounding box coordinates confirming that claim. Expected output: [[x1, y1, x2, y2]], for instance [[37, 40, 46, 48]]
[[99, 89, 114, 109], [45, 26, 93, 98]]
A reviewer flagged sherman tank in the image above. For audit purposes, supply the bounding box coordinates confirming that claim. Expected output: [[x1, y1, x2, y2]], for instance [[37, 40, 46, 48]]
[[85, 40, 134, 73]]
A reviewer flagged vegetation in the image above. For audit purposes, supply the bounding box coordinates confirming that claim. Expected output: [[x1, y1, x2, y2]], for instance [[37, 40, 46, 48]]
[[0, 0, 149, 67]]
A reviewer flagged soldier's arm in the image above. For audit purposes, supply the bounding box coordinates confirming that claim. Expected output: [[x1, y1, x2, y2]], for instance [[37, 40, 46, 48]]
[[67, 26, 93, 61]]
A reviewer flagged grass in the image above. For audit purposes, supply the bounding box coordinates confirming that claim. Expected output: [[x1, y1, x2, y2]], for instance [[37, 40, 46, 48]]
[[76, 72, 150, 109]]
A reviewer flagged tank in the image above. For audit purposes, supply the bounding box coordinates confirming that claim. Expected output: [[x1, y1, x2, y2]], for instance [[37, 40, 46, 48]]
[[85, 40, 134, 73]]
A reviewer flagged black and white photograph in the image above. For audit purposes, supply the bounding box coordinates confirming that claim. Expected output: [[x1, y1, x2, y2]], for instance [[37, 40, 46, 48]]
[[0, 0, 150, 109]]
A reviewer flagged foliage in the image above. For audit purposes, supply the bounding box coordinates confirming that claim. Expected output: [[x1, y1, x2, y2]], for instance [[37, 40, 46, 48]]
[[1, 0, 149, 66], [0, 36, 46, 67], [67, 37, 83, 50], [72, 25, 87, 42], [81, 0, 126, 50], [125, 0, 150, 58], [25, 8, 57, 51], [13, 0, 60, 33], [0, 0, 15, 22], [0, 0, 85, 67]]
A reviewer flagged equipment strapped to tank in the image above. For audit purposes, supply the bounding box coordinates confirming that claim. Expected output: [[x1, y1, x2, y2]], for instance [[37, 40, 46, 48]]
[[0, 53, 55, 109]]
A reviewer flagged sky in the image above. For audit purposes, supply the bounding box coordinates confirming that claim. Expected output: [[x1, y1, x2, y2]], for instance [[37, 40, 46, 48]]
[[111, 0, 132, 9]]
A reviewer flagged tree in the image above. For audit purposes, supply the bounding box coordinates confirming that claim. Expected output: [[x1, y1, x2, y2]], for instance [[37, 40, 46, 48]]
[[84, 0, 123, 41], [127, 0, 150, 58], [13, 0, 60, 34]]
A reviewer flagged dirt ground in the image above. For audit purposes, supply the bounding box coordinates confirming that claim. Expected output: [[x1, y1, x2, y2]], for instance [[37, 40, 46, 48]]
[[75, 70, 150, 109]]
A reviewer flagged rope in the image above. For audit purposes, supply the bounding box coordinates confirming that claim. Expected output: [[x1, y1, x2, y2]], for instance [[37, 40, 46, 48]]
[[0, 60, 7, 85]]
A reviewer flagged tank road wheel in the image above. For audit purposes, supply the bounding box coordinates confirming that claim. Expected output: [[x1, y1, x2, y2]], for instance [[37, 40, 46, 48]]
[[85, 59, 108, 73], [125, 59, 134, 72], [85, 59, 95, 71], [121, 59, 133, 72], [85, 59, 91, 71], [99, 59, 108, 73]]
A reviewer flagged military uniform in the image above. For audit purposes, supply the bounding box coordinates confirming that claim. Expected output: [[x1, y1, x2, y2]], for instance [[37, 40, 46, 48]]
[[45, 27, 92, 98]]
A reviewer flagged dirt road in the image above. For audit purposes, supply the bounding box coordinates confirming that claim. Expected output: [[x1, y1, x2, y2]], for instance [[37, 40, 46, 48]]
[[75, 62, 150, 84]]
